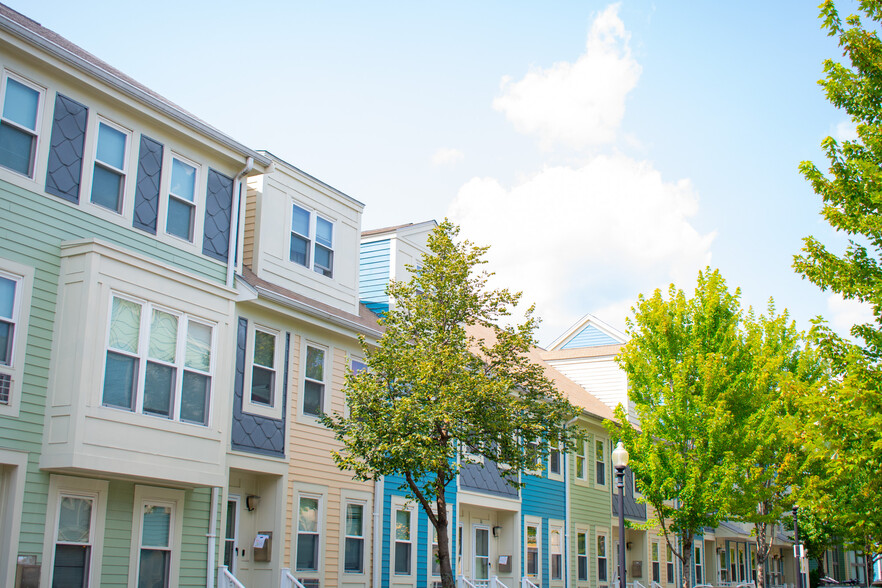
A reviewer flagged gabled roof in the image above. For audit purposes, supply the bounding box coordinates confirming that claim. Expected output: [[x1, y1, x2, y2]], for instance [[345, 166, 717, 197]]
[[546, 313, 628, 352], [361, 220, 437, 240], [0, 3, 270, 168], [465, 323, 617, 423]]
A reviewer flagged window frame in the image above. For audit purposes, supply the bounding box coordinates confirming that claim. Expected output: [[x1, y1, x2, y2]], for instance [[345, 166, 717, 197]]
[[164, 152, 201, 243], [300, 342, 328, 419], [0, 70, 44, 179], [101, 292, 216, 427], [548, 443, 563, 480], [128, 485, 184, 588], [0, 260, 33, 417], [549, 521, 564, 581], [595, 438, 607, 488], [694, 543, 704, 585], [393, 505, 415, 577], [576, 529, 589, 582], [41, 475, 108, 588], [242, 322, 285, 420], [575, 439, 588, 481], [652, 540, 661, 583], [342, 500, 366, 575], [288, 202, 335, 279], [597, 529, 610, 585], [295, 494, 322, 573], [88, 116, 132, 215], [667, 543, 676, 584], [525, 517, 542, 579]]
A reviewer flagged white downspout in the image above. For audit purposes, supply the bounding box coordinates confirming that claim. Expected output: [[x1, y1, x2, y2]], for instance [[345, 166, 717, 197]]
[[373, 476, 384, 588], [565, 415, 578, 588], [226, 156, 254, 288], [207, 486, 220, 588]]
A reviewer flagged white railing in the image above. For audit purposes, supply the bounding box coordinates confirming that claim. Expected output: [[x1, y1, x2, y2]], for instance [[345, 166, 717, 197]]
[[280, 568, 307, 588], [491, 577, 510, 588], [521, 578, 540, 588], [458, 577, 478, 588], [652, 581, 665, 588], [217, 566, 246, 588], [694, 584, 713, 588], [736, 583, 757, 588], [632, 580, 647, 588]]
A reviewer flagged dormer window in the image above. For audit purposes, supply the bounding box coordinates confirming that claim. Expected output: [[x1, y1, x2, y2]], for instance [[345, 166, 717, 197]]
[[289, 203, 334, 278]]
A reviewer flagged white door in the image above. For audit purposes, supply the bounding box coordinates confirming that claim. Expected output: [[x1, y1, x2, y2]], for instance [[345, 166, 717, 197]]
[[224, 496, 240, 574], [474, 526, 490, 580]]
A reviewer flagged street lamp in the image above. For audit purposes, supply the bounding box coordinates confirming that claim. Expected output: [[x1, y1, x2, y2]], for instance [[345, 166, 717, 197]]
[[793, 506, 802, 588], [613, 441, 630, 588]]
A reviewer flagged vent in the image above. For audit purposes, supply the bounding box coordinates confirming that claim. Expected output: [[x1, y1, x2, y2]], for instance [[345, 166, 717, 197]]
[[0, 373, 10, 404]]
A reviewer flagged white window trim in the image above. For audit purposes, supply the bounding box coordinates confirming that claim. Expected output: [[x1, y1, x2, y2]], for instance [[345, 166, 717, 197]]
[[291, 482, 327, 584], [288, 201, 336, 279], [339, 490, 373, 582], [576, 527, 590, 584], [343, 354, 366, 419], [0, 69, 45, 180], [128, 485, 184, 588], [162, 151, 203, 246], [299, 341, 329, 422], [594, 437, 608, 489], [596, 528, 610, 586], [652, 540, 661, 584], [694, 541, 705, 585], [86, 116, 133, 218], [0, 449, 28, 588], [575, 439, 588, 482], [525, 516, 542, 580], [548, 443, 563, 481], [40, 475, 108, 588], [549, 519, 564, 582], [391, 499, 416, 578], [242, 322, 285, 420], [101, 292, 216, 427], [0, 259, 34, 418]]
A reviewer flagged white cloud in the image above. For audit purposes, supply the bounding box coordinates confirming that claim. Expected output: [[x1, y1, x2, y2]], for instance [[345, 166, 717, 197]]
[[833, 120, 858, 143], [448, 154, 715, 344], [432, 147, 464, 166], [492, 3, 641, 150], [826, 293, 874, 336]]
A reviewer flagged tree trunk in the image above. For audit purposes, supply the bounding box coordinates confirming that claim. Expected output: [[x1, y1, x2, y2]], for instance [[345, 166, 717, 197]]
[[682, 532, 694, 588], [435, 490, 455, 588]]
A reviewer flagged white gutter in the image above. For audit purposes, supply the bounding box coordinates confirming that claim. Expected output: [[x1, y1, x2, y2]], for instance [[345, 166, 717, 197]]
[[373, 476, 384, 588], [226, 157, 254, 288], [207, 486, 220, 588], [0, 17, 271, 168], [253, 285, 383, 339]]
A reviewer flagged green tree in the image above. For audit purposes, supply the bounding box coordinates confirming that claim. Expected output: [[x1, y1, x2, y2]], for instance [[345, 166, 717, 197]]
[[730, 307, 824, 588], [794, 1, 882, 579], [610, 269, 749, 588], [322, 220, 579, 588]]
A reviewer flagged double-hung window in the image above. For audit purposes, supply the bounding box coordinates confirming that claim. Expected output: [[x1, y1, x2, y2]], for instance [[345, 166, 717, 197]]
[[667, 544, 675, 583], [577, 531, 589, 581], [595, 439, 607, 486], [526, 523, 539, 577], [575, 440, 587, 480], [138, 503, 173, 587], [0, 270, 23, 404], [0, 72, 42, 177], [549, 446, 561, 477], [289, 203, 334, 277], [394, 508, 412, 575], [296, 496, 320, 571], [90, 120, 129, 213], [652, 541, 661, 583], [550, 526, 563, 580], [302, 344, 326, 417], [52, 494, 95, 588], [250, 327, 278, 407], [695, 545, 703, 585], [166, 156, 198, 242], [344, 502, 365, 573], [102, 295, 214, 425], [597, 533, 609, 583]]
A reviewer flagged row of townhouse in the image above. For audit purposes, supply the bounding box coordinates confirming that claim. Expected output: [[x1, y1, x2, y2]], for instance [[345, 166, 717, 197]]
[[0, 4, 873, 588]]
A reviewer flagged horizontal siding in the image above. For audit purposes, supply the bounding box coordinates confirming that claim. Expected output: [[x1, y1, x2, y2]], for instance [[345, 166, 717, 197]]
[[562, 325, 622, 349], [359, 239, 390, 305], [180, 488, 211, 586]]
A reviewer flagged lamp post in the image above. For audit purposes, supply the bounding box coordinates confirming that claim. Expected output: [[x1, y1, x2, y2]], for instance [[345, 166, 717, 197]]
[[613, 441, 630, 588], [793, 506, 802, 588]]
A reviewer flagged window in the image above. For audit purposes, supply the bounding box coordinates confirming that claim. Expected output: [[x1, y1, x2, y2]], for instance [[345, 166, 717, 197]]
[[431, 527, 441, 577], [667, 544, 675, 584], [130, 486, 183, 588], [577, 531, 589, 581], [250, 328, 277, 407], [575, 440, 587, 480], [394, 508, 412, 575], [695, 546, 703, 585], [0, 271, 23, 404], [90, 120, 129, 213], [598, 533, 608, 582], [102, 295, 214, 426], [550, 527, 563, 580], [52, 495, 95, 588], [166, 155, 198, 241], [526, 523, 539, 577], [549, 446, 561, 476], [0, 72, 42, 177], [344, 503, 364, 574], [595, 439, 607, 486], [302, 344, 326, 417], [730, 547, 737, 581], [296, 496, 320, 571], [652, 542, 661, 583], [289, 203, 334, 278]]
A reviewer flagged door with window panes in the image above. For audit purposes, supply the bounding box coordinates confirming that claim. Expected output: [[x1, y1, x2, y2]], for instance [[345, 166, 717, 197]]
[[223, 497, 240, 575], [474, 526, 490, 580]]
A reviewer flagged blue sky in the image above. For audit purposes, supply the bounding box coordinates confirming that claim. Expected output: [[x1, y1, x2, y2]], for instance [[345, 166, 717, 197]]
[[11, 0, 870, 344]]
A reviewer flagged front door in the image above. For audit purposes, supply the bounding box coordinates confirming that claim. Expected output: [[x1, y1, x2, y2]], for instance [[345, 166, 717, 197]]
[[474, 526, 490, 580], [224, 496, 240, 574]]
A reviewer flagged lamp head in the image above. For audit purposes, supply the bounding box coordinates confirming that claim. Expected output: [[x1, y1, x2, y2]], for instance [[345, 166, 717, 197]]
[[612, 440, 629, 468]]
